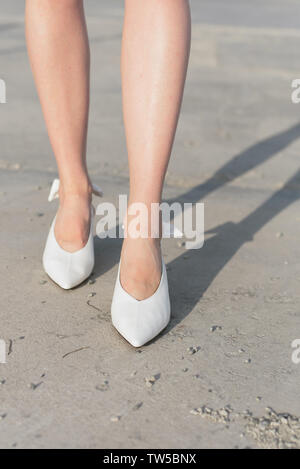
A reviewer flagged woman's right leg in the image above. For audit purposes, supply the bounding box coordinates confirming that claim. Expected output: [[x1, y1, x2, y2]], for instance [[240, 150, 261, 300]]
[[25, 0, 91, 252]]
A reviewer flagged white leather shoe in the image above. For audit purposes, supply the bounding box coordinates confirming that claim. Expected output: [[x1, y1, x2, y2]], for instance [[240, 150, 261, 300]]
[[111, 257, 171, 347], [42, 179, 103, 290]]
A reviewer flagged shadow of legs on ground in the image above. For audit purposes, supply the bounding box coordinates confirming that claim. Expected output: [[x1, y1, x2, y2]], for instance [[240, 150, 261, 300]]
[[166, 168, 300, 333]]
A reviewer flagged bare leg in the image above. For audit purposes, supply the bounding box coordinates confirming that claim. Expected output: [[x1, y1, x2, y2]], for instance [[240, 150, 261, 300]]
[[26, 0, 91, 252], [121, 0, 191, 299]]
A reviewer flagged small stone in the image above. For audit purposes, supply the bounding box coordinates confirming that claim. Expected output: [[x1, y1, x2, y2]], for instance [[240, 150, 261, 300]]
[[87, 292, 96, 298], [182, 368, 189, 372], [88, 279, 96, 285], [39, 280, 47, 285], [258, 419, 269, 429], [244, 358, 252, 364], [96, 380, 109, 392], [30, 382, 43, 390], [210, 325, 222, 332], [36, 212, 44, 217], [110, 415, 121, 423], [187, 346, 201, 355], [203, 406, 213, 414], [177, 241, 186, 247], [256, 396, 262, 401], [145, 374, 160, 387], [133, 402, 143, 411], [224, 405, 233, 413]]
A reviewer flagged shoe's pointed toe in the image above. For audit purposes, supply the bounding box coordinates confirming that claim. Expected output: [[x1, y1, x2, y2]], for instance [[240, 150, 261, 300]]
[[43, 258, 73, 290], [111, 260, 171, 347], [43, 216, 95, 290], [43, 250, 94, 289], [112, 302, 145, 347]]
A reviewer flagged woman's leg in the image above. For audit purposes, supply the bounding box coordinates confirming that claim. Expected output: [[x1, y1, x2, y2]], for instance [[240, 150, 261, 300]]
[[25, 0, 91, 252], [121, 0, 191, 299]]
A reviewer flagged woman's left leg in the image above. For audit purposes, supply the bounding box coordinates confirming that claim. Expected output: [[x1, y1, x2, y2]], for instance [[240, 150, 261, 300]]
[[121, 0, 191, 300]]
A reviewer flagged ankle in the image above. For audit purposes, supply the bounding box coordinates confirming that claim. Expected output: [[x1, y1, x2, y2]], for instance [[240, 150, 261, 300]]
[[123, 237, 161, 250], [59, 178, 92, 201], [124, 204, 162, 240]]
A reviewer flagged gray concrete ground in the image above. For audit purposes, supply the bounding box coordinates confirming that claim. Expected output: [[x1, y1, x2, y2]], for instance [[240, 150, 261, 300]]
[[1, 0, 300, 449]]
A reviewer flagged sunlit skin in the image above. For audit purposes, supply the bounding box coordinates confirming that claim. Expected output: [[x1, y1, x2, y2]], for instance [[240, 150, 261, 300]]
[[26, 0, 191, 300]]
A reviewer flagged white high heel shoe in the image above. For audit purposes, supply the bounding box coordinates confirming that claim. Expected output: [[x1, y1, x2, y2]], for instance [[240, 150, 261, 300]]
[[111, 222, 182, 347], [111, 257, 171, 347], [43, 179, 103, 290]]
